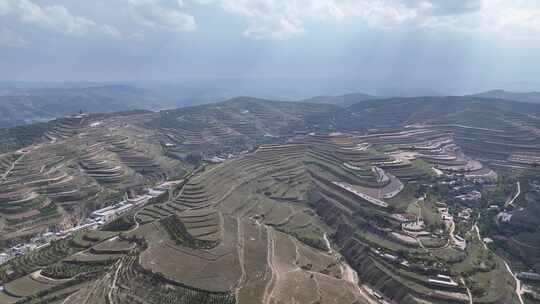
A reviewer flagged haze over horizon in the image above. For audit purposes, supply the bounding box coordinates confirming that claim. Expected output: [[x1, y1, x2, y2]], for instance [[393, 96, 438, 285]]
[[2, 0, 540, 96]]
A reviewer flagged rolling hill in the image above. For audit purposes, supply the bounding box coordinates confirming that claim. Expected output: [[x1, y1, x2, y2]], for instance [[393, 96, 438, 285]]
[[472, 89, 540, 103], [334, 96, 540, 130], [302, 92, 380, 107]]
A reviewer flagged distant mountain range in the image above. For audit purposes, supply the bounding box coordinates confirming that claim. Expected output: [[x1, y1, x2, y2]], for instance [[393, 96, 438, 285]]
[[305, 89, 540, 108], [301, 93, 381, 107], [333, 95, 540, 131], [471, 89, 540, 103], [0, 86, 379, 127], [2, 83, 540, 129], [0, 85, 177, 128]]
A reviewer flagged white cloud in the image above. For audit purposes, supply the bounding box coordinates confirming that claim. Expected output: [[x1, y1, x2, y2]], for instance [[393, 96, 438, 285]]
[[214, 0, 419, 39], [414, 0, 540, 40], [482, 0, 540, 34], [0, 0, 120, 37], [401, 0, 482, 16], [196, 0, 540, 40], [3, 0, 540, 41], [0, 28, 26, 47], [129, 0, 196, 32]]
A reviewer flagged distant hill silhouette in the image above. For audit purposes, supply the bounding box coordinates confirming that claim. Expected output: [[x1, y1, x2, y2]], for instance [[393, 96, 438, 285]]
[[0, 85, 174, 128], [301, 92, 380, 107], [471, 89, 540, 103], [333, 96, 540, 130]]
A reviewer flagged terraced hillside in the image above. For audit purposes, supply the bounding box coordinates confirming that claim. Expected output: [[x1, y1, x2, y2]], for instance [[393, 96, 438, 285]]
[[329, 98, 540, 294], [1, 96, 538, 304], [0, 113, 185, 244], [144, 97, 339, 157], [305, 134, 517, 304], [9, 140, 371, 304], [334, 97, 540, 169], [5, 128, 521, 303]]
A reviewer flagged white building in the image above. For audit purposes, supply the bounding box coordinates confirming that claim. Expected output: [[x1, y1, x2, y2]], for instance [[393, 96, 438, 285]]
[[148, 189, 166, 197], [91, 202, 134, 222], [0, 253, 9, 265], [428, 274, 459, 287]]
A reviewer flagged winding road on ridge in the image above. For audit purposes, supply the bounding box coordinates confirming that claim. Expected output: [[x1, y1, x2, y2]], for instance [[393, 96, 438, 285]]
[[108, 260, 123, 304], [503, 260, 525, 304], [505, 181, 521, 208], [1, 150, 28, 182], [262, 227, 277, 304], [472, 220, 524, 304], [324, 234, 380, 304]]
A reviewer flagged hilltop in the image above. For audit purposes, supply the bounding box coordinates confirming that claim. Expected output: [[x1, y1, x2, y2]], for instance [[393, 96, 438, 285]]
[[337, 96, 540, 129], [472, 89, 540, 103], [302, 92, 380, 107]]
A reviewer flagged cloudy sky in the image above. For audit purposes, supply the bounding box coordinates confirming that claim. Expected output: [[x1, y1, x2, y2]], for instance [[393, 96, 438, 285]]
[[1, 0, 540, 94]]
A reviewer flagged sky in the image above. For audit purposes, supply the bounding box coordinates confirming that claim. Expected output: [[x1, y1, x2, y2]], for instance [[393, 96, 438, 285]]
[[1, 0, 540, 95]]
